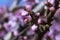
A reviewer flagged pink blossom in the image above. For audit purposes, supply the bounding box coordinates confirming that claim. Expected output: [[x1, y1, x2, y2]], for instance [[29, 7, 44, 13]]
[[31, 24, 38, 31], [49, 6, 55, 12], [13, 30, 18, 36], [38, 18, 42, 24], [24, 36, 27, 40], [34, 0, 39, 4], [35, 12, 40, 17], [44, 6, 48, 10], [21, 10, 29, 16], [48, 0, 55, 5]]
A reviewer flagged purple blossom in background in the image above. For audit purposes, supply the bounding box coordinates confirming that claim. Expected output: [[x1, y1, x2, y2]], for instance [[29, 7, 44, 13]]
[[42, 8, 60, 40], [25, 4, 32, 11], [0, 30, 6, 38], [3, 23, 10, 31]]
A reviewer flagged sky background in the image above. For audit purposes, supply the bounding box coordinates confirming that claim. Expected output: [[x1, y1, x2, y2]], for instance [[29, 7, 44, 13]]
[[0, 0, 42, 7]]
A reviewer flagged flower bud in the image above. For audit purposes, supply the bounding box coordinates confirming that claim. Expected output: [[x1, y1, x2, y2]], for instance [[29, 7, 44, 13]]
[[38, 18, 43, 24], [35, 12, 40, 17], [49, 7, 55, 12], [31, 24, 38, 31]]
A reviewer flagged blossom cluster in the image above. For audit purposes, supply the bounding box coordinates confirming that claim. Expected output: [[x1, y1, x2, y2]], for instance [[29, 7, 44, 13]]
[[0, 0, 60, 40]]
